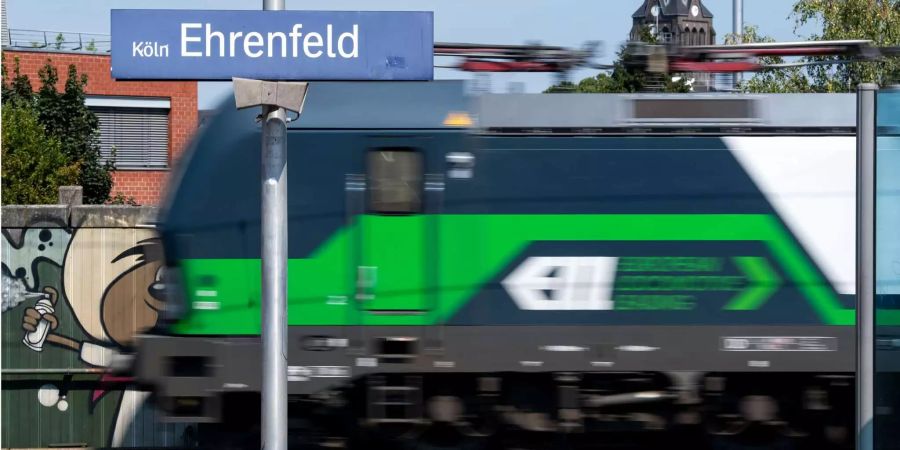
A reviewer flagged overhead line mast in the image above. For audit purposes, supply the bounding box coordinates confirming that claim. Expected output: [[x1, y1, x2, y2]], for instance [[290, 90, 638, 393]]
[[436, 40, 898, 75]]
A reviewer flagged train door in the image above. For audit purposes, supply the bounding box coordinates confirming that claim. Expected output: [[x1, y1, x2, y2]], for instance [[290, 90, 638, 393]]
[[346, 137, 443, 317]]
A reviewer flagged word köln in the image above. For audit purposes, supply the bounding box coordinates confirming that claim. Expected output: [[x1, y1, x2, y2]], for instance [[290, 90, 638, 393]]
[[133, 41, 169, 58], [176, 23, 359, 59]]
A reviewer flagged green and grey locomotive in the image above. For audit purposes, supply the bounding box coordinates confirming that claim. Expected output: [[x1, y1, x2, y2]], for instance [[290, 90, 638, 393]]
[[137, 81, 892, 449]]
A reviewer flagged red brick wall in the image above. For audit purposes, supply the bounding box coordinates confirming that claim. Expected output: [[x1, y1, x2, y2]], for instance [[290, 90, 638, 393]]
[[110, 171, 169, 206], [2, 50, 197, 205]]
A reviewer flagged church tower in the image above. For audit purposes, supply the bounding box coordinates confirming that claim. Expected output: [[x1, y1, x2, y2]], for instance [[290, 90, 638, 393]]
[[631, 0, 716, 45]]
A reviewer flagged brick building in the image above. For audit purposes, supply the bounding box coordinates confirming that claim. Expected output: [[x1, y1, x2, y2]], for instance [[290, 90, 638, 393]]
[[2, 49, 197, 205]]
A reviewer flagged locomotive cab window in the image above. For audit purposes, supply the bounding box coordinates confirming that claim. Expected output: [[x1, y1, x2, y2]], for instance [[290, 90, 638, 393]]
[[367, 148, 423, 214]]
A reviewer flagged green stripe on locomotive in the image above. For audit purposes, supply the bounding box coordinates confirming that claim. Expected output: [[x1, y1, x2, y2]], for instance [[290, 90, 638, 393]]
[[169, 213, 894, 335]]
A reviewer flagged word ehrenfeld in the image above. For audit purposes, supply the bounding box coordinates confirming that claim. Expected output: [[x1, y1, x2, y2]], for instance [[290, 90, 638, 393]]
[[180, 23, 359, 59]]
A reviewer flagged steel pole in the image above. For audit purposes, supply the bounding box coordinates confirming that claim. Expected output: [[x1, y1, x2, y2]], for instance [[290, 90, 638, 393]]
[[261, 2, 287, 450], [857, 82, 878, 450], [261, 105, 288, 450], [733, 0, 743, 88], [264, 0, 284, 10]]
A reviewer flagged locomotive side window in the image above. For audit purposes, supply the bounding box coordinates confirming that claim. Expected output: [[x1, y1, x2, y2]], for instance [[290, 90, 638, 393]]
[[367, 148, 423, 214]]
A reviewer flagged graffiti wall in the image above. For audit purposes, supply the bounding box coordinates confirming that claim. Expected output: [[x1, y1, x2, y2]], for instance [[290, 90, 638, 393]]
[[1, 206, 193, 448]]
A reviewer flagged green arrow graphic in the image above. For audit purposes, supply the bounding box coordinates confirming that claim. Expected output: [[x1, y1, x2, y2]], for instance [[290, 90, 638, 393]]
[[725, 256, 782, 310]]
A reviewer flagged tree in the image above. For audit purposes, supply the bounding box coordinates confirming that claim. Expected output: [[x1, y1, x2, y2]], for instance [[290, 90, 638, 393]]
[[724, 25, 815, 93], [2, 58, 36, 101], [792, 0, 900, 90], [545, 26, 690, 93], [35, 62, 115, 203], [1, 103, 80, 204], [737, 0, 900, 92], [1, 58, 114, 204]]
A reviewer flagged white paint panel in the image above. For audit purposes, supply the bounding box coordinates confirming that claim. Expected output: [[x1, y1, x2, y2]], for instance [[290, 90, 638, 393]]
[[724, 136, 855, 294], [85, 95, 171, 109]]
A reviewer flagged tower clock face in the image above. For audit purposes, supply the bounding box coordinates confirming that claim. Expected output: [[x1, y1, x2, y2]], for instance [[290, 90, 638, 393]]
[[651, 5, 660, 16], [691, 5, 700, 16]]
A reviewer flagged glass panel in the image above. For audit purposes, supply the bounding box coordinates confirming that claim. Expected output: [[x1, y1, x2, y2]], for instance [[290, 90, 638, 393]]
[[876, 88, 900, 450], [367, 149, 423, 214]]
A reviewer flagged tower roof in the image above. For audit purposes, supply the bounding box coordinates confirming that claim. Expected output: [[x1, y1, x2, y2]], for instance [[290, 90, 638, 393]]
[[632, 0, 714, 19]]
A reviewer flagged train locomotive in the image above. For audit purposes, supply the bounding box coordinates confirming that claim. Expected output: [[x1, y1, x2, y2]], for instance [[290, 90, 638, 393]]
[[136, 81, 892, 449]]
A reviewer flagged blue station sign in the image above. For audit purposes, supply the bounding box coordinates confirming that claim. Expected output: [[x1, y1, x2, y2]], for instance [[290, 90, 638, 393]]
[[111, 10, 434, 80]]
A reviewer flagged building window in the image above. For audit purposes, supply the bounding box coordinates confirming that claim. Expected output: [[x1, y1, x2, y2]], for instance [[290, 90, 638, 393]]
[[367, 148, 423, 214], [87, 97, 170, 169]]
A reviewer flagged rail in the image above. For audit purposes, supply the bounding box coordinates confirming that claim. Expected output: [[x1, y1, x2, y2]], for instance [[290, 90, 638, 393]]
[[5, 29, 111, 53]]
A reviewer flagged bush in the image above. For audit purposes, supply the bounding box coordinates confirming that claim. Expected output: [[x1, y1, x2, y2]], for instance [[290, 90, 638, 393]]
[[1, 104, 80, 204], [35, 62, 114, 203], [107, 192, 139, 206], [2, 57, 114, 204]]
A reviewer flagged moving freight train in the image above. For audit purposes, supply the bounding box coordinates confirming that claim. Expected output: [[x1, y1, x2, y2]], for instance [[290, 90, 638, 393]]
[[136, 81, 897, 449]]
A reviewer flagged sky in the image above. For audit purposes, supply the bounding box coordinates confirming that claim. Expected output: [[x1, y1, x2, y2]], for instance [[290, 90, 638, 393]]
[[7, 0, 816, 109]]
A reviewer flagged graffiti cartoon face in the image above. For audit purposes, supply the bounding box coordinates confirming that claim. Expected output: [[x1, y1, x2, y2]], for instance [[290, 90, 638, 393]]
[[62, 229, 166, 349], [101, 239, 166, 347]]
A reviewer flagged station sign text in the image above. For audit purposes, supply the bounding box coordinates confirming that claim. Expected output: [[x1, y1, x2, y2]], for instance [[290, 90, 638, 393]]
[[111, 10, 434, 80]]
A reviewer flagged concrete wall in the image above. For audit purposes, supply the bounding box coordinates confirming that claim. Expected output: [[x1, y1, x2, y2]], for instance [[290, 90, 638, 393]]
[[1, 50, 198, 205], [1, 205, 194, 448]]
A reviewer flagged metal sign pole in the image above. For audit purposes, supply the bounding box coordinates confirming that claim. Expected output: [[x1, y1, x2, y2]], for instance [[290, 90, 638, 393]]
[[857, 82, 878, 450], [234, 75, 307, 450], [732, 0, 743, 89], [261, 103, 288, 450], [261, 1, 287, 449]]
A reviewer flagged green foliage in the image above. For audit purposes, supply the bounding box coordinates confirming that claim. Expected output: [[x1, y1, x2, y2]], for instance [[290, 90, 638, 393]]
[[106, 192, 139, 206], [792, 0, 900, 90], [54, 33, 65, 50], [34, 62, 115, 203], [2, 58, 37, 101], [545, 26, 690, 93], [724, 25, 816, 93], [1, 104, 80, 204], [1, 58, 114, 204], [737, 0, 900, 92], [85, 39, 97, 52]]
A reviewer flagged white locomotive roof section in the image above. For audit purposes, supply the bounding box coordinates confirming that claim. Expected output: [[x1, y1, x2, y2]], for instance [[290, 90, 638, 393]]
[[477, 94, 857, 130], [725, 136, 856, 295]]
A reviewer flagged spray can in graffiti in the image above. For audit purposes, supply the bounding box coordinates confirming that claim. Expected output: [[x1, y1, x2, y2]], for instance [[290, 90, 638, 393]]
[[23, 294, 53, 351]]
